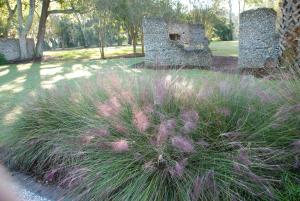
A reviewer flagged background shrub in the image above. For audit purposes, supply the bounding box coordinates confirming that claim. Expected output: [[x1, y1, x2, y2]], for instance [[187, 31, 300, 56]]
[[0, 53, 7, 65]]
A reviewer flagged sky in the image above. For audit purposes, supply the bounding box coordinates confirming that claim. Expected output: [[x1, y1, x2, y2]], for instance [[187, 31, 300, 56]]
[[180, 0, 245, 15]]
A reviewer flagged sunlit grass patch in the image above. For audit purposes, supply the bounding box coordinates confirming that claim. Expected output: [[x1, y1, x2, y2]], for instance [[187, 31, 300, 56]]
[[209, 41, 238, 57], [0, 58, 144, 137], [43, 46, 143, 61], [42, 41, 238, 61]]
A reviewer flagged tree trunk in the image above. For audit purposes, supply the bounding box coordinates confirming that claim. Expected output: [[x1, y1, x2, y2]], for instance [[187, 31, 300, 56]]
[[141, 30, 144, 55], [130, 26, 137, 55], [17, 0, 25, 59], [74, 13, 88, 47], [35, 0, 50, 59], [133, 37, 137, 55], [61, 38, 65, 49], [228, 0, 232, 25], [3, 12, 15, 38], [101, 40, 105, 59], [117, 24, 122, 46], [242, 0, 245, 12], [17, 0, 35, 60], [99, 26, 105, 59], [97, 15, 106, 59], [228, 0, 233, 41], [99, 30, 105, 59], [127, 29, 132, 45], [3, 1, 17, 38], [35, 1, 76, 59], [278, 0, 300, 65], [19, 34, 28, 59]]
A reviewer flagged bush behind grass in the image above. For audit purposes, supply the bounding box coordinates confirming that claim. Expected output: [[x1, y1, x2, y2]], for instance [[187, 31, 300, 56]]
[[0, 53, 7, 65], [3, 72, 300, 201]]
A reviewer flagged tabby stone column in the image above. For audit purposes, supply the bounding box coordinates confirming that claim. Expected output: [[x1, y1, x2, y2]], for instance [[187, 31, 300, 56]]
[[239, 8, 279, 69]]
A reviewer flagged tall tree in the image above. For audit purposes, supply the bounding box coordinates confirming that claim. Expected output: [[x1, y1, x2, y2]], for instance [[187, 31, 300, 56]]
[[114, 0, 156, 55], [35, 0, 79, 59], [238, 0, 246, 14], [228, 0, 234, 40], [35, 0, 50, 58], [278, 0, 300, 66], [188, 0, 232, 40], [3, 0, 17, 37], [243, 0, 277, 7], [93, 0, 117, 59], [228, 0, 232, 25], [17, 0, 35, 59], [73, 12, 88, 47], [97, 14, 107, 59]]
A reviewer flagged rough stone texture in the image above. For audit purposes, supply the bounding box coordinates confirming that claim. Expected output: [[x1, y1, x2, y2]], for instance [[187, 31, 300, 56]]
[[0, 38, 35, 61], [239, 8, 280, 68], [142, 17, 212, 67]]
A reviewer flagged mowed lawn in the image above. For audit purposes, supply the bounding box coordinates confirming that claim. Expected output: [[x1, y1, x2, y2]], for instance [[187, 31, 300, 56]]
[[44, 46, 143, 61], [209, 41, 238, 57], [44, 41, 238, 60], [0, 41, 237, 140]]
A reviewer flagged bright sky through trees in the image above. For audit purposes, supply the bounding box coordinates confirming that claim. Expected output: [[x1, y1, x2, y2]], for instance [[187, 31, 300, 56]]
[[180, 0, 246, 14]]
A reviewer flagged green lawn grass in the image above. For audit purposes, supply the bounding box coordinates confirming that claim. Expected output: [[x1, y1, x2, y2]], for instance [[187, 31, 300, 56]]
[[1, 41, 300, 200], [43, 41, 238, 61], [0, 58, 225, 141], [0, 41, 237, 141], [44, 46, 143, 61], [209, 41, 238, 57]]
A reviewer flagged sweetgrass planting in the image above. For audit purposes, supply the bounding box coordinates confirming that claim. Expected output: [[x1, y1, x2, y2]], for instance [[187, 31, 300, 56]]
[[3, 72, 300, 201]]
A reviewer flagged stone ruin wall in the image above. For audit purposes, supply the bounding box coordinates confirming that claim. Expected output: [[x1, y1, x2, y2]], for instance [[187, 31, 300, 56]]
[[0, 38, 35, 61], [239, 8, 280, 68], [167, 23, 209, 50], [142, 17, 212, 67]]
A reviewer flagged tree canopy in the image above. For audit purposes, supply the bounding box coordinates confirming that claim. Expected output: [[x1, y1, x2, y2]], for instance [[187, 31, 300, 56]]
[[0, 0, 281, 58]]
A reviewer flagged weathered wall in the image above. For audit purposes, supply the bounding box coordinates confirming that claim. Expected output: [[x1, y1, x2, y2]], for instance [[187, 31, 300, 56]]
[[142, 17, 212, 67], [239, 8, 279, 68], [0, 38, 35, 61]]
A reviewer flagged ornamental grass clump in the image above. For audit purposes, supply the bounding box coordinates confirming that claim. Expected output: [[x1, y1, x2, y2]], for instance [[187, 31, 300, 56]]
[[4, 72, 300, 201]]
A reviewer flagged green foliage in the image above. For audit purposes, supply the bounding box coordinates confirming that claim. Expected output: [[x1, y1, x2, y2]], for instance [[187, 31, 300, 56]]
[[186, 3, 234, 41], [43, 0, 183, 49], [245, 0, 264, 6], [213, 19, 233, 41], [209, 41, 238, 57], [4, 72, 300, 200], [0, 0, 237, 49], [277, 172, 300, 201], [0, 53, 7, 65]]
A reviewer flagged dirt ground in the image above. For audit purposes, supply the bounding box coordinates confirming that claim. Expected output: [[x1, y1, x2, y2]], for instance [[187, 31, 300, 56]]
[[132, 56, 239, 73], [211, 56, 238, 73]]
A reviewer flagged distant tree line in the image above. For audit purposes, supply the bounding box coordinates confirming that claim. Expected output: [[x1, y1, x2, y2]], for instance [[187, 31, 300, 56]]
[[0, 0, 277, 60]]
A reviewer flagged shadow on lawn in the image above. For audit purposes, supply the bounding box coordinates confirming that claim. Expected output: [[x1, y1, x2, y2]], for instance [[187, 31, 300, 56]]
[[0, 58, 144, 138], [0, 62, 41, 135], [0, 56, 214, 137], [43, 53, 144, 62]]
